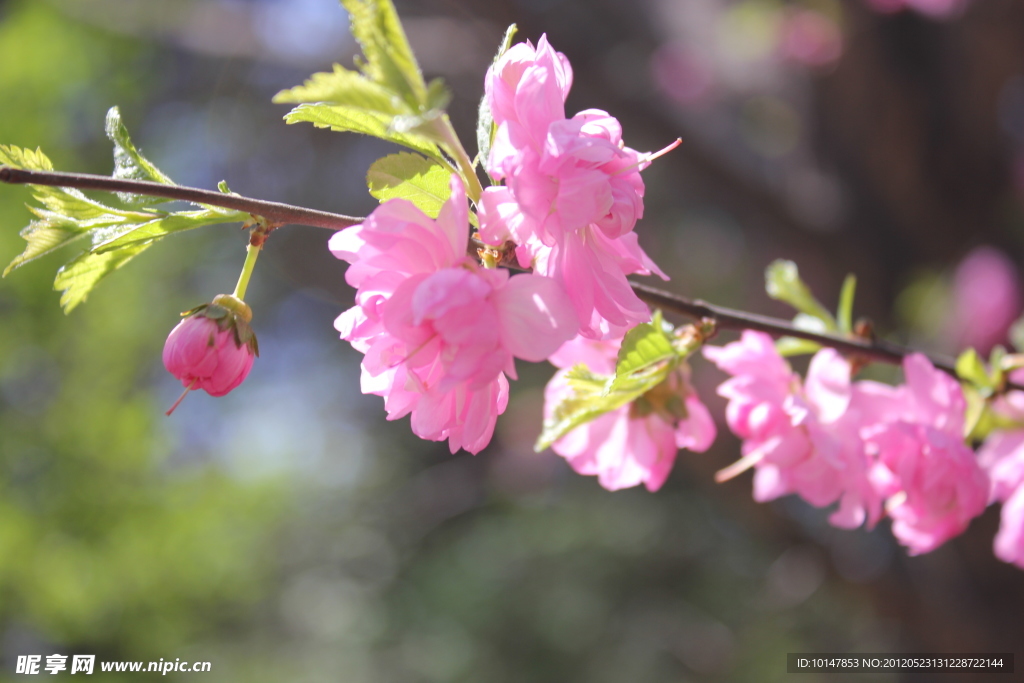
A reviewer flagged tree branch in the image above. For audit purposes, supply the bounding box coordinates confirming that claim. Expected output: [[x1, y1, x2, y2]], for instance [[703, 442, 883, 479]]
[[1, 166, 992, 386], [0, 166, 361, 230], [627, 281, 957, 372]]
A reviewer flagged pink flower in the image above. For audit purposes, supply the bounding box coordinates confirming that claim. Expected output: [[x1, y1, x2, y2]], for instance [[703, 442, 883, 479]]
[[479, 35, 670, 339], [332, 177, 578, 454], [778, 9, 843, 67], [543, 335, 715, 491], [163, 301, 257, 400], [704, 331, 876, 527], [485, 33, 572, 170], [979, 429, 1024, 568], [947, 246, 1021, 354], [858, 354, 988, 554]]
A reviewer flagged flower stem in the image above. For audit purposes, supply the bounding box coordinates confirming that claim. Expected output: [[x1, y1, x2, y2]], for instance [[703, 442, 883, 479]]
[[233, 243, 261, 301]]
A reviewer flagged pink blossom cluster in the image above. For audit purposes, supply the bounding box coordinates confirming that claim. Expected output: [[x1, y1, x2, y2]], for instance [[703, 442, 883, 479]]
[[477, 35, 669, 340], [331, 177, 578, 454], [544, 335, 716, 491], [704, 331, 989, 555], [978, 370, 1024, 569]]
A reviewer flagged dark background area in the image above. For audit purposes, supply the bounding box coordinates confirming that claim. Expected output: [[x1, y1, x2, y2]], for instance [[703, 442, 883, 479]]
[[0, 0, 1022, 680]]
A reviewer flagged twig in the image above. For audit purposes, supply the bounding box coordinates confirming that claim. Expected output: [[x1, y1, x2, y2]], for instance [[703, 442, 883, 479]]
[[628, 281, 956, 373], [0, 167, 361, 230], [0, 166, 992, 385]]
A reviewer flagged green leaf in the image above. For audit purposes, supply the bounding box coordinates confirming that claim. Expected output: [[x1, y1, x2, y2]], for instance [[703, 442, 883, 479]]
[[366, 152, 452, 217], [956, 348, 993, 392], [282, 103, 444, 163], [476, 24, 517, 169], [837, 273, 856, 334], [765, 259, 836, 330], [1, 143, 248, 311], [614, 310, 676, 380], [53, 241, 155, 313], [91, 207, 247, 253], [775, 336, 822, 357], [1, 144, 143, 275], [341, 0, 429, 107], [105, 106, 174, 205], [272, 63, 402, 110], [275, 1, 454, 160], [534, 361, 675, 452]]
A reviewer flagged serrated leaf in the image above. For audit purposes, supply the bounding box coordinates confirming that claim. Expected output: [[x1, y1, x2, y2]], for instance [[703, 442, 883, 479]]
[[282, 103, 444, 163], [366, 152, 452, 217], [54, 241, 155, 313], [837, 273, 856, 334], [91, 207, 247, 253], [775, 336, 822, 357], [341, 0, 428, 108], [535, 361, 673, 452], [476, 24, 517, 169], [105, 106, 174, 205], [615, 311, 676, 380], [272, 63, 403, 111], [2, 142, 249, 310], [765, 259, 836, 330], [1, 145, 145, 275]]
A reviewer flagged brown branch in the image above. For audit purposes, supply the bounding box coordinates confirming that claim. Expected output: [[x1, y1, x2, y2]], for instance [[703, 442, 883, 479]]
[[628, 281, 957, 373], [1, 166, 994, 386], [0, 166, 361, 230]]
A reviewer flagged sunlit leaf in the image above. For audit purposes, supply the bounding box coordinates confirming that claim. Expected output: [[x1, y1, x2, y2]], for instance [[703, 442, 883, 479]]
[[765, 259, 836, 330], [105, 105, 173, 205], [282, 103, 444, 163], [775, 336, 822, 357], [54, 241, 154, 312], [366, 152, 452, 217], [837, 273, 856, 334], [614, 310, 676, 380], [1, 144, 247, 311]]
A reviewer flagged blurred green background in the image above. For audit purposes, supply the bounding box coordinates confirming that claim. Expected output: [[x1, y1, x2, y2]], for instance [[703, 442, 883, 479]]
[[1, 0, 1022, 681]]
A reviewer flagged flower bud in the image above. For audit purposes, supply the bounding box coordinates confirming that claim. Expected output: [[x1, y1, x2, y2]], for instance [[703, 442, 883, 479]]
[[162, 295, 258, 412]]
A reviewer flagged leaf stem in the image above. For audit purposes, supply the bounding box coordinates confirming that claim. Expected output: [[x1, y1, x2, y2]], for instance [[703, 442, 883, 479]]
[[0, 166, 361, 230], [233, 242, 260, 301], [432, 116, 484, 204]]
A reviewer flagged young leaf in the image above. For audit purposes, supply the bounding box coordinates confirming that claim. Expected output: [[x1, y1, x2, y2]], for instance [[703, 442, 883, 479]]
[[765, 259, 836, 330], [476, 24, 518, 169], [272, 63, 400, 111], [275, 1, 455, 162], [53, 241, 155, 312], [366, 152, 452, 217], [1, 144, 248, 312], [341, 0, 428, 108], [105, 106, 174, 205], [614, 310, 676, 380], [90, 207, 248, 253], [837, 273, 856, 334], [775, 336, 822, 357], [535, 361, 674, 451], [282, 104, 445, 164], [956, 347, 993, 392]]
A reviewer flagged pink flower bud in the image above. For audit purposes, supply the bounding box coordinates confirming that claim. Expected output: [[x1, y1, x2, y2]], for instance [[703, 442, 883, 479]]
[[162, 296, 257, 413]]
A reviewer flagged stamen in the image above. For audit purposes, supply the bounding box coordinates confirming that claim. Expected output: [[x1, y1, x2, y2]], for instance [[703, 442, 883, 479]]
[[613, 138, 682, 176], [714, 442, 769, 483], [165, 378, 198, 416]]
